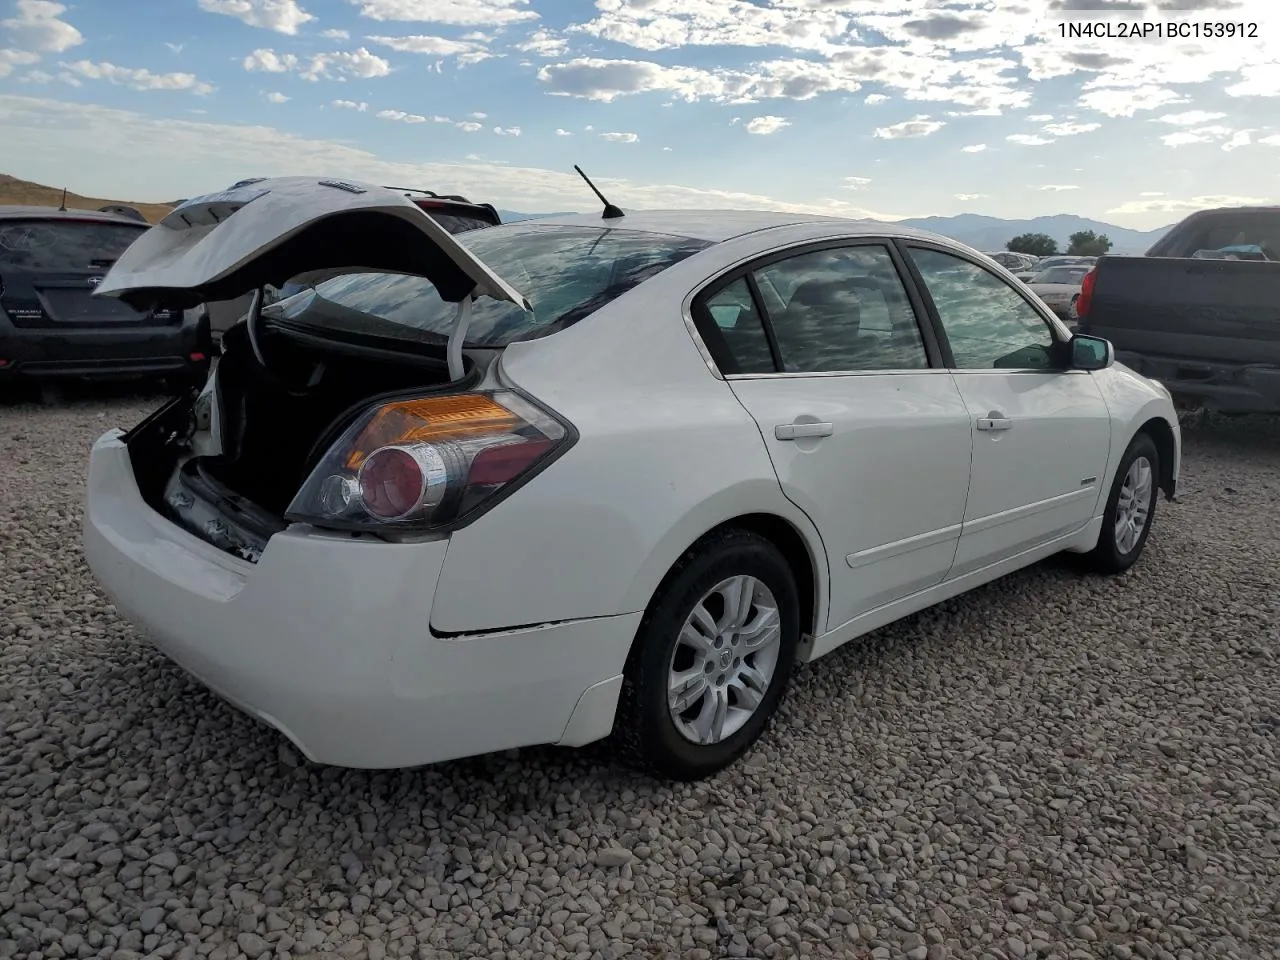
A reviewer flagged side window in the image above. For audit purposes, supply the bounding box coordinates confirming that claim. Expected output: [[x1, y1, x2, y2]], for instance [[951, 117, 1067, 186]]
[[909, 248, 1057, 370], [752, 245, 929, 373], [701, 278, 776, 374]]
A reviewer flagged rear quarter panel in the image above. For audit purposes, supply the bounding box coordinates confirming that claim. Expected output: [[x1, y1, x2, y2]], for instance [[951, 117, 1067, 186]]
[[427, 248, 831, 635]]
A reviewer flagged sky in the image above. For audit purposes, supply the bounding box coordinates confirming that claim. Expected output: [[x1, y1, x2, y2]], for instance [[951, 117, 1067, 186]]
[[1, 0, 1278, 230]]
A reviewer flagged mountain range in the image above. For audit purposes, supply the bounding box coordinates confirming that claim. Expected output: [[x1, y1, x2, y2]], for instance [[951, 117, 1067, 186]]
[[500, 209, 1171, 255], [0, 174, 1171, 255]]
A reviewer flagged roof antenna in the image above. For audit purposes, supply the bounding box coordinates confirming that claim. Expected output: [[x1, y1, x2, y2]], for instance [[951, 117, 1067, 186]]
[[574, 164, 624, 220], [58, 187, 68, 212]]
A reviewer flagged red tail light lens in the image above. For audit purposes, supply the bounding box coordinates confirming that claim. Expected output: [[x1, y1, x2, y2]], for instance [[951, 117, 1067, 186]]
[[1075, 267, 1097, 320], [285, 390, 570, 532]]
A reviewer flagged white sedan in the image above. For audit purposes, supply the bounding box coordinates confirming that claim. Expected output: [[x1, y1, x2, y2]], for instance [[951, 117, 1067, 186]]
[[82, 178, 1181, 782]]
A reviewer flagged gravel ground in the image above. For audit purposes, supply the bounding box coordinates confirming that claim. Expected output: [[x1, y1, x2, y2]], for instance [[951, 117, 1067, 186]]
[[1, 390, 1278, 960]]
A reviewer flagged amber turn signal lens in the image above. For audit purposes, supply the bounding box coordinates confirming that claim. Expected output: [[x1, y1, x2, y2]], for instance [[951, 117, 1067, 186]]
[[343, 394, 519, 470]]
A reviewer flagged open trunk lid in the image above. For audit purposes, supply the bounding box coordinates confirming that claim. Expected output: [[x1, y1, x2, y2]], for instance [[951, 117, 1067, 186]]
[[93, 177, 530, 312]]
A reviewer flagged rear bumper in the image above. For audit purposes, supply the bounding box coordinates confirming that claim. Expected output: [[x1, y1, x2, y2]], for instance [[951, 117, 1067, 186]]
[[0, 320, 205, 379], [81, 431, 635, 768], [1116, 351, 1280, 413]]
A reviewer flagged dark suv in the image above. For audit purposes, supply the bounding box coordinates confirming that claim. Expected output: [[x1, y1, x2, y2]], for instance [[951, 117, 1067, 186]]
[[198, 187, 503, 335], [0, 206, 211, 383]]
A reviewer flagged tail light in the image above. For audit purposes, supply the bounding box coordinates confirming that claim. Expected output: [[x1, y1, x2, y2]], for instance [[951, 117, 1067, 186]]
[[1075, 267, 1097, 321], [284, 390, 570, 532]]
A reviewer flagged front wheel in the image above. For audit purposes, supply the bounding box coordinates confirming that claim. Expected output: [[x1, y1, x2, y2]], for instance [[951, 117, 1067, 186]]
[[1084, 432, 1160, 574], [612, 529, 800, 781]]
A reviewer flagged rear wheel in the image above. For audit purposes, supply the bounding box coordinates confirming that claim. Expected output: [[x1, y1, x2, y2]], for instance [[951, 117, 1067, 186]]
[[613, 529, 800, 781], [1085, 432, 1159, 574]]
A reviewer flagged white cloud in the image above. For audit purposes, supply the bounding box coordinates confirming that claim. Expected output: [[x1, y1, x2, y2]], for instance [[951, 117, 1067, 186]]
[[864, 93, 888, 105], [493, 125, 521, 136], [873, 115, 943, 139], [955, 193, 986, 200], [322, 28, 351, 39], [0, 48, 40, 79], [961, 143, 986, 153], [349, 0, 538, 27], [1139, 192, 1165, 198], [331, 98, 368, 110], [843, 176, 871, 189], [745, 115, 789, 135], [18, 67, 51, 83], [1042, 121, 1099, 137], [165, 42, 186, 54], [1079, 86, 1187, 118], [1007, 134, 1054, 146], [1223, 130, 1252, 152], [600, 131, 638, 142], [246, 46, 391, 81], [59, 60, 216, 95], [264, 90, 290, 103], [1161, 124, 1236, 148], [1038, 184, 1079, 192], [378, 108, 428, 123], [456, 121, 482, 132], [366, 33, 486, 59], [0, 93, 909, 221], [376, 107, 480, 132], [554, 127, 571, 136], [0, 0, 83, 53], [1261, 134, 1280, 147], [243, 48, 297, 72], [1155, 110, 1227, 126], [1109, 195, 1273, 216], [515, 27, 567, 56], [197, 0, 315, 35], [1027, 114, 1052, 122]]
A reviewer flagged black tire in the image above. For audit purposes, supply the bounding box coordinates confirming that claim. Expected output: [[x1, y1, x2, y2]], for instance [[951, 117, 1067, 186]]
[[1084, 431, 1160, 574], [612, 528, 801, 781]]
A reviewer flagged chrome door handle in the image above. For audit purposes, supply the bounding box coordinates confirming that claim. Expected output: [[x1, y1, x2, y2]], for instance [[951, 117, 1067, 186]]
[[775, 421, 833, 440], [976, 417, 1012, 431]]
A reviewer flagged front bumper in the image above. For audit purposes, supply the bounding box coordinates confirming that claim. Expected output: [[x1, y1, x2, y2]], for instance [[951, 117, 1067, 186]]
[[81, 431, 637, 768]]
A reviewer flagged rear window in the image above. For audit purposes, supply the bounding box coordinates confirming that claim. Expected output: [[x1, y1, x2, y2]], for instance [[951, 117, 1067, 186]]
[[281, 222, 712, 347], [0, 219, 147, 270], [1150, 210, 1280, 258]]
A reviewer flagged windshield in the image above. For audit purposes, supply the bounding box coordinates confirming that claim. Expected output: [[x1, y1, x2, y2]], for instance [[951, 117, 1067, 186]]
[[0, 219, 147, 270], [1032, 267, 1089, 284], [275, 222, 712, 347]]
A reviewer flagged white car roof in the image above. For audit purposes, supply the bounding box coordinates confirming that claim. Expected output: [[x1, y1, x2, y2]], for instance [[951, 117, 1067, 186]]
[[525, 209, 946, 245]]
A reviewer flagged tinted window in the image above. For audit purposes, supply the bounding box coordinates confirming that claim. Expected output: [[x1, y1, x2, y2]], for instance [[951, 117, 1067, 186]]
[[910, 247, 1056, 370], [0, 219, 147, 270], [701, 278, 775, 374], [752, 245, 928, 373], [282, 223, 711, 348]]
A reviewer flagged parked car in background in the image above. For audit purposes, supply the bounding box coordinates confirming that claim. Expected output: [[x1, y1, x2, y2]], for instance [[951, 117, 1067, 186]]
[[0, 206, 210, 385], [194, 184, 503, 336], [1076, 206, 1280, 413], [1025, 264, 1092, 322], [982, 250, 1038, 272], [82, 178, 1180, 782], [1012, 255, 1095, 283]]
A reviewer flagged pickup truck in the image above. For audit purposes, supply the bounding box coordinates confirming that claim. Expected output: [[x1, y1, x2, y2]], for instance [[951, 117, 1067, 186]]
[[1074, 206, 1280, 413]]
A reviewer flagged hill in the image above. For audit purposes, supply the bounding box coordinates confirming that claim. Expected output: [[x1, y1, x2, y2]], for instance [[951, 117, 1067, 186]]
[[0, 174, 176, 222], [0, 173, 1173, 252], [895, 213, 1173, 256]]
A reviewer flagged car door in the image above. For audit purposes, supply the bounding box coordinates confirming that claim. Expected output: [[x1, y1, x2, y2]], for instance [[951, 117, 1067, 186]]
[[691, 241, 974, 632], [900, 242, 1112, 578]]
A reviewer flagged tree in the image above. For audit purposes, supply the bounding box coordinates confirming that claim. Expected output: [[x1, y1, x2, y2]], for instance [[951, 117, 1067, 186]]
[[1006, 233, 1058, 257], [1067, 230, 1113, 257]]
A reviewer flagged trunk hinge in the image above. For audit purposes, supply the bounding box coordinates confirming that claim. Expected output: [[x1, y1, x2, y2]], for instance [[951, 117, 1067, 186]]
[[446, 291, 475, 381]]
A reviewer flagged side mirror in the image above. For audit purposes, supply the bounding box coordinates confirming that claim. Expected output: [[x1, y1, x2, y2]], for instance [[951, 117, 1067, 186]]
[[1070, 333, 1113, 371]]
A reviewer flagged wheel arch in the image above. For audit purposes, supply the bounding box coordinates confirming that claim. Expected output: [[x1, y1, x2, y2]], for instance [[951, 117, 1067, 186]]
[[1136, 415, 1178, 499], [626, 510, 827, 663]]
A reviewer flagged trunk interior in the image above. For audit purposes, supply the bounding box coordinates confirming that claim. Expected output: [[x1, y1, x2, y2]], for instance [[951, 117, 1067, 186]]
[[126, 321, 464, 560]]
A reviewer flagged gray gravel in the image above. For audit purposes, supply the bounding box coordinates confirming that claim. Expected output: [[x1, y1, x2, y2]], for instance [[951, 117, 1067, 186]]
[[2, 391, 1278, 960]]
